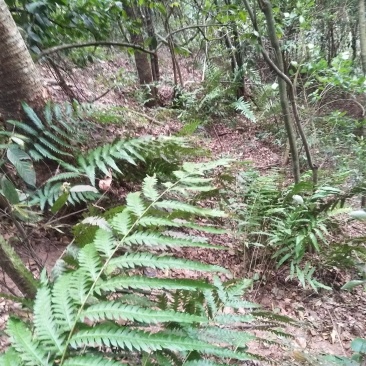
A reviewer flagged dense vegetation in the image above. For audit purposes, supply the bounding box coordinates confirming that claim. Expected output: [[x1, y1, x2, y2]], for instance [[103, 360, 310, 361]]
[[0, 0, 366, 365]]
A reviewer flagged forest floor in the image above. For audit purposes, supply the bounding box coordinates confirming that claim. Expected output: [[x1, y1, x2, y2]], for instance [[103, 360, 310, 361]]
[[0, 50, 365, 365]]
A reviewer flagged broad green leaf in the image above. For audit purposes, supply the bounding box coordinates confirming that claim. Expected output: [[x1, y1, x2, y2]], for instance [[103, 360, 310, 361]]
[[51, 192, 69, 214], [1, 177, 19, 204]]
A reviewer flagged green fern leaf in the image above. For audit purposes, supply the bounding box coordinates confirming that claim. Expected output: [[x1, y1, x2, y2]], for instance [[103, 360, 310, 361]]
[[101, 145, 122, 173], [110, 143, 137, 165], [95, 276, 214, 294], [43, 102, 52, 125], [142, 175, 159, 201], [184, 361, 234, 366], [77, 155, 95, 186], [106, 253, 229, 274], [0, 347, 23, 366], [43, 130, 72, 149], [38, 137, 72, 157], [7, 318, 51, 366], [126, 192, 146, 217], [110, 210, 132, 236], [46, 172, 82, 184], [33, 284, 65, 353], [7, 120, 38, 136], [22, 103, 44, 130], [50, 124, 72, 141], [81, 217, 111, 232], [191, 326, 255, 346], [176, 221, 226, 234], [136, 216, 180, 228], [124, 140, 145, 161], [33, 143, 57, 160], [63, 355, 123, 366], [92, 228, 116, 257], [123, 232, 222, 249], [70, 325, 214, 352], [52, 273, 77, 330], [69, 269, 92, 304], [78, 244, 102, 281], [154, 200, 227, 217], [28, 149, 43, 161], [80, 302, 207, 324], [53, 104, 75, 133]]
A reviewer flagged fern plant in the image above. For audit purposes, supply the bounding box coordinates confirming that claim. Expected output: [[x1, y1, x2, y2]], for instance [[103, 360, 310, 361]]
[[221, 168, 355, 289], [1, 103, 197, 210], [0, 160, 292, 365]]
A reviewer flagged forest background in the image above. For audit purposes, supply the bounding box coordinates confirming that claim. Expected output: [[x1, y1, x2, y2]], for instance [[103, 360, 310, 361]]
[[0, 0, 366, 365]]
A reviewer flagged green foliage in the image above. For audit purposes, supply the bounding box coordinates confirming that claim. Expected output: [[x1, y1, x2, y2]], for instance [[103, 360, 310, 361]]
[[232, 97, 256, 123], [0, 162, 292, 365], [221, 168, 357, 289], [175, 64, 246, 123], [1, 103, 197, 211]]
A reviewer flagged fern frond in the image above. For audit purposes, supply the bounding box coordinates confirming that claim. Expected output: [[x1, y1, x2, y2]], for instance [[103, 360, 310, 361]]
[[43, 130, 73, 149], [7, 120, 38, 136], [126, 192, 146, 217], [22, 102, 44, 130], [142, 175, 159, 201], [80, 302, 207, 324], [232, 97, 256, 122], [69, 269, 92, 304], [106, 253, 229, 274], [191, 326, 256, 346], [52, 273, 77, 330], [95, 276, 214, 294], [0, 347, 23, 366], [63, 355, 123, 366], [7, 318, 51, 366], [78, 244, 102, 281], [184, 361, 232, 366], [154, 200, 227, 217], [46, 172, 82, 184], [70, 325, 215, 353], [33, 283, 65, 353], [123, 232, 223, 249]]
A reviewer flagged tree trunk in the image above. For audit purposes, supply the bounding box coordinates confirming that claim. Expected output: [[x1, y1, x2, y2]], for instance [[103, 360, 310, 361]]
[[258, 0, 301, 183], [0, 0, 45, 123], [358, 0, 366, 207], [124, 3, 157, 107], [359, 0, 366, 74], [142, 6, 160, 82]]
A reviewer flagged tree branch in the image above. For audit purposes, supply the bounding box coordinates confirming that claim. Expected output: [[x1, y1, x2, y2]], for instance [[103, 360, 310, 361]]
[[37, 41, 156, 60]]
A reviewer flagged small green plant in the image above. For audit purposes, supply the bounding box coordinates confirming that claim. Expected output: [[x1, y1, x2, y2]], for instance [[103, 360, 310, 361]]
[[0, 103, 198, 211], [222, 168, 352, 289], [0, 161, 292, 365]]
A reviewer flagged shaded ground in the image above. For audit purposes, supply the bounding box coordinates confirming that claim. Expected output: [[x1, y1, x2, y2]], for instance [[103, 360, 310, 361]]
[[0, 50, 365, 364]]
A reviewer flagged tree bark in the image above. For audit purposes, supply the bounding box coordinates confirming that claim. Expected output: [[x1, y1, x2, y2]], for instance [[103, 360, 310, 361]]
[[359, 0, 366, 75], [124, 3, 157, 107], [0, 0, 45, 123], [358, 0, 366, 207], [257, 0, 301, 183]]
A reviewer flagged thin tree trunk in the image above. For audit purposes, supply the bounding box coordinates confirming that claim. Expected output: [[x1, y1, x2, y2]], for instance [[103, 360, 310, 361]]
[[257, 0, 300, 183], [143, 6, 160, 82], [124, 4, 157, 106], [358, 0, 366, 207], [0, 0, 45, 123]]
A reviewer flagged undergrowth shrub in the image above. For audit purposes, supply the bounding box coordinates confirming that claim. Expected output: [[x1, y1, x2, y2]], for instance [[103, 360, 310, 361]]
[[174, 64, 256, 124], [0, 160, 293, 365], [0, 102, 197, 212], [221, 168, 366, 289]]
